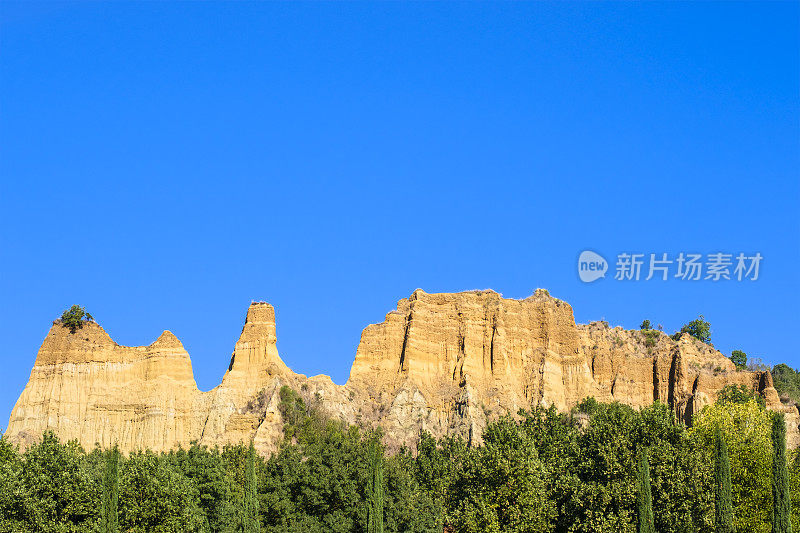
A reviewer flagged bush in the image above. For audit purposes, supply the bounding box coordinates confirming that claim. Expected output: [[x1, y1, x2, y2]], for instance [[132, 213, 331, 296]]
[[717, 384, 765, 409], [672, 315, 711, 344], [59, 305, 94, 334], [640, 320, 652, 330], [643, 330, 659, 348], [278, 385, 307, 431], [730, 350, 747, 370]]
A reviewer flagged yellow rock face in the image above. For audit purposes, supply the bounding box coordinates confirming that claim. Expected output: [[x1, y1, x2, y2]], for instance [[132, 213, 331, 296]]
[[347, 289, 798, 449], [6, 322, 202, 451], [5, 290, 798, 454]]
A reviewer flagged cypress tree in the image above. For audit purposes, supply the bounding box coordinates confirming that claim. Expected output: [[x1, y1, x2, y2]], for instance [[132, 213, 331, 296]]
[[772, 414, 793, 533], [243, 440, 260, 533], [715, 426, 734, 533], [99, 447, 120, 533], [367, 438, 385, 533], [637, 448, 654, 533]]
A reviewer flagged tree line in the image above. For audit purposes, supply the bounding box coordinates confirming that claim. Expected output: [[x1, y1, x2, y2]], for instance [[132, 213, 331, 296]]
[[0, 385, 798, 533]]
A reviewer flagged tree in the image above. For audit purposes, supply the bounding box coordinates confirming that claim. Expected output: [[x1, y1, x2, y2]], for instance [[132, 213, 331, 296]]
[[714, 427, 734, 533], [277, 385, 307, 434], [243, 441, 260, 533], [0, 436, 27, 531], [59, 305, 94, 334], [20, 431, 97, 532], [693, 398, 773, 533], [730, 350, 747, 370], [118, 450, 206, 532], [637, 449, 654, 533], [100, 447, 120, 533], [771, 364, 800, 404], [640, 320, 652, 331], [673, 315, 712, 344], [367, 437, 384, 533], [168, 444, 235, 532], [448, 417, 555, 533], [772, 415, 792, 533]]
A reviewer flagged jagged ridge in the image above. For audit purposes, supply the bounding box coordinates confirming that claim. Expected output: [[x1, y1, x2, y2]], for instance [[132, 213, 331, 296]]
[[5, 290, 798, 454]]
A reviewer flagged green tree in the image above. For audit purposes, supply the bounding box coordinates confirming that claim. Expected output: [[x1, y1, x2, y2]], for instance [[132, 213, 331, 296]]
[[99, 447, 120, 533], [637, 402, 712, 532], [640, 320, 652, 330], [730, 351, 747, 370], [119, 450, 206, 532], [0, 436, 27, 532], [565, 401, 640, 532], [383, 446, 441, 533], [771, 364, 800, 404], [637, 449, 654, 533], [20, 431, 97, 532], [243, 441, 260, 533], [168, 444, 235, 532], [60, 305, 94, 334], [714, 427, 734, 533], [692, 398, 773, 533], [278, 385, 308, 435], [448, 416, 556, 533], [260, 412, 367, 532], [673, 315, 712, 344], [771, 414, 792, 533], [367, 437, 385, 533], [412, 431, 462, 523], [518, 406, 581, 533]]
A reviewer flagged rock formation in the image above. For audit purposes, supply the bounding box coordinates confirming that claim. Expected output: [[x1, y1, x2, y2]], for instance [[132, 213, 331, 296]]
[[5, 289, 799, 454], [6, 321, 202, 451]]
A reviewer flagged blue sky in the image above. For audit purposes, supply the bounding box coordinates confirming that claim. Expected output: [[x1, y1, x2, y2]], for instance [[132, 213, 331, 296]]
[[1, 2, 798, 426]]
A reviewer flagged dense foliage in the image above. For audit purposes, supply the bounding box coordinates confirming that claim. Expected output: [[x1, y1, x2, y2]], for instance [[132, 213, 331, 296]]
[[1, 391, 797, 533], [772, 364, 800, 405]]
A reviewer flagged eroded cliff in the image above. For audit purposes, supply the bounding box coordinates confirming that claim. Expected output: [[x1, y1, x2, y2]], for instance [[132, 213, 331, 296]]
[[5, 289, 798, 454]]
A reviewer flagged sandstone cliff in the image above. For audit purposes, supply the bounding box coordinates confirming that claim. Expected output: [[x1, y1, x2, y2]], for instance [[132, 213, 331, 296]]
[[7, 322, 202, 451], [347, 289, 799, 448], [5, 290, 798, 454]]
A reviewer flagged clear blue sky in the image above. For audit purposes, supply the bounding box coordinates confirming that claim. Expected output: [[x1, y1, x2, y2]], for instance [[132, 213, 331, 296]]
[[1, 2, 798, 427]]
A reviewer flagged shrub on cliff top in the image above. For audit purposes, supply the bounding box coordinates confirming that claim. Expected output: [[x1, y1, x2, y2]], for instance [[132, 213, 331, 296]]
[[59, 305, 94, 334], [672, 315, 711, 344], [730, 350, 747, 370]]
